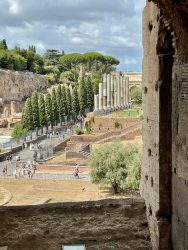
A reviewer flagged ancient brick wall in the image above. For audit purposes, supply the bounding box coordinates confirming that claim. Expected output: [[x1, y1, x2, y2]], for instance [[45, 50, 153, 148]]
[[140, 2, 161, 249], [172, 62, 188, 250], [141, 1, 188, 249], [91, 116, 140, 132], [0, 199, 150, 250]]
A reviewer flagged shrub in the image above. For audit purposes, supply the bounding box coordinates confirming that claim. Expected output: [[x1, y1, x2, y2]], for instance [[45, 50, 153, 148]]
[[90, 116, 95, 123], [114, 121, 122, 129], [11, 123, 29, 138], [75, 128, 84, 135]]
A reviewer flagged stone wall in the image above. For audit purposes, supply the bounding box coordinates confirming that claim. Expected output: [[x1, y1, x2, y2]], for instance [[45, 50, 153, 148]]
[[0, 199, 150, 250], [0, 69, 49, 118], [90, 116, 140, 132], [141, 1, 188, 249]]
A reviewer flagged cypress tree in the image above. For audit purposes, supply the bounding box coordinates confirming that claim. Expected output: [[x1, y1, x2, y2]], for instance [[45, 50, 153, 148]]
[[79, 77, 87, 115], [38, 94, 46, 128], [31, 92, 40, 128], [21, 107, 26, 128], [56, 84, 62, 121], [45, 93, 53, 127], [72, 86, 80, 118], [23, 98, 34, 131], [59, 99, 65, 123], [86, 76, 94, 111], [66, 88, 72, 116], [62, 85, 68, 116], [51, 88, 58, 125], [0, 39, 8, 50]]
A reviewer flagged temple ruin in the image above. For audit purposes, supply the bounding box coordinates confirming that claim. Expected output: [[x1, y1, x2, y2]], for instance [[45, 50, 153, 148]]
[[94, 72, 141, 114]]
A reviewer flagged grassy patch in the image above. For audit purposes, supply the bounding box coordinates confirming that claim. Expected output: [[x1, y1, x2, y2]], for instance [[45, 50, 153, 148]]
[[109, 107, 141, 118]]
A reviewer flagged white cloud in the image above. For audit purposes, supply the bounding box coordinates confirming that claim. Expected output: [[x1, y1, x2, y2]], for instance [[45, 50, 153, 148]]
[[0, 0, 146, 71], [8, 0, 21, 15]]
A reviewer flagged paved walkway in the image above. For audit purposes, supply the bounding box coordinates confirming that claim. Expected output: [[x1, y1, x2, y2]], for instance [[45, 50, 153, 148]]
[[0, 132, 70, 179]]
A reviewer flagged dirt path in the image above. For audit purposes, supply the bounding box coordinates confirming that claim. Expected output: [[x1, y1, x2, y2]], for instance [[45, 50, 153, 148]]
[[0, 178, 101, 206]]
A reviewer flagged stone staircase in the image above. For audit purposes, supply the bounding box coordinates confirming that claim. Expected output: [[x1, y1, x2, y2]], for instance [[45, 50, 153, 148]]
[[79, 144, 90, 157], [65, 141, 90, 160]]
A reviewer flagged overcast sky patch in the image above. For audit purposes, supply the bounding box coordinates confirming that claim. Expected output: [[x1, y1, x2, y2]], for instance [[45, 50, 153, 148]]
[[0, 0, 146, 71]]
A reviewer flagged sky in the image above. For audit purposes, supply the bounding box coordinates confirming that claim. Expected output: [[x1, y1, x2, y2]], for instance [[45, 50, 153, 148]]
[[0, 0, 146, 72]]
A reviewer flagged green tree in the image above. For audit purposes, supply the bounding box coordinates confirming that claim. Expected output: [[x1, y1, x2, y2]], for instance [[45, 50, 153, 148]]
[[51, 88, 58, 125], [38, 94, 46, 128], [130, 86, 142, 105], [12, 123, 28, 138], [45, 93, 53, 127], [22, 98, 34, 130], [56, 85, 65, 123], [79, 77, 87, 115], [72, 86, 80, 118], [86, 76, 94, 111], [66, 88, 72, 116], [59, 53, 84, 69], [62, 85, 68, 116], [60, 70, 75, 83], [31, 92, 40, 128], [43, 49, 62, 66], [89, 141, 141, 194], [26, 50, 35, 71], [0, 39, 8, 50]]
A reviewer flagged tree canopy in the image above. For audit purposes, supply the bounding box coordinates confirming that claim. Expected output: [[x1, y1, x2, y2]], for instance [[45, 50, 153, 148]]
[[130, 86, 142, 104], [89, 141, 141, 193]]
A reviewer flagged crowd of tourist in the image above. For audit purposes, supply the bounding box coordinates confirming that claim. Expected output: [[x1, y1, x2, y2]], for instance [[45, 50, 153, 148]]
[[2, 153, 36, 179], [1, 121, 84, 180]]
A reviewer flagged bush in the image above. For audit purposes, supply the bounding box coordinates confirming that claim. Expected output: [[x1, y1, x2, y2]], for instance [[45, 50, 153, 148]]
[[84, 127, 92, 134], [114, 121, 122, 129], [75, 128, 84, 135], [130, 86, 142, 105], [11, 123, 29, 138], [89, 141, 141, 193], [90, 116, 95, 123]]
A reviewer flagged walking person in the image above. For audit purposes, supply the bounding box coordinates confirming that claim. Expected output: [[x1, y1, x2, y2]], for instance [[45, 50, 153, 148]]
[[73, 166, 80, 179], [2, 163, 7, 177]]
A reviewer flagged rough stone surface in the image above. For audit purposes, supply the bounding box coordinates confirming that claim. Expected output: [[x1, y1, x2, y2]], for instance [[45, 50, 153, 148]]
[[141, 1, 188, 249], [0, 69, 49, 118], [0, 199, 151, 250], [0, 69, 49, 103]]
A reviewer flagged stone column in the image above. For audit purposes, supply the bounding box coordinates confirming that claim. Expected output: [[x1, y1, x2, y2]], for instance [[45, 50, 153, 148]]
[[117, 75, 121, 107], [103, 73, 107, 110], [107, 74, 111, 110], [114, 77, 117, 109], [120, 75, 124, 107], [123, 76, 127, 106], [110, 74, 114, 110], [125, 76, 129, 104], [99, 82, 103, 111], [94, 94, 99, 112]]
